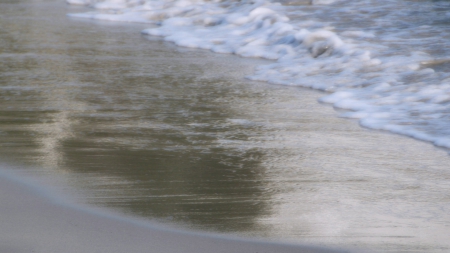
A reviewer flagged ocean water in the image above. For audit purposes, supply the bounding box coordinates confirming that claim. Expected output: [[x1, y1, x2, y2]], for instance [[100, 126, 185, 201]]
[[67, 0, 450, 151], [2, 0, 450, 252]]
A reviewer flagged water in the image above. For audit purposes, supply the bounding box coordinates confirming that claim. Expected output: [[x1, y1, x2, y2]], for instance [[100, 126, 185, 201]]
[[68, 0, 450, 150], [1, 0, 450, 252]]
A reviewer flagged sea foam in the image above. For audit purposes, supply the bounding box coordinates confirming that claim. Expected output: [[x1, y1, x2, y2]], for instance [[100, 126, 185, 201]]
[[67, 0, 450, 150]]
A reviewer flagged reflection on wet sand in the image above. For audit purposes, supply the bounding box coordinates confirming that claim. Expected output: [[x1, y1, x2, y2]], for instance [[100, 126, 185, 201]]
[[0, 0, 272, 234]]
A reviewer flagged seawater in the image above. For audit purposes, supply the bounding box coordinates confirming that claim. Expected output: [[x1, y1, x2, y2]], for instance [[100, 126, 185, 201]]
[[68, 0, 450, 151]]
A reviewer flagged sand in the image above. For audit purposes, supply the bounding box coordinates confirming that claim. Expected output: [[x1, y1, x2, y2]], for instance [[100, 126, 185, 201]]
[[0, 172, 349, 253]]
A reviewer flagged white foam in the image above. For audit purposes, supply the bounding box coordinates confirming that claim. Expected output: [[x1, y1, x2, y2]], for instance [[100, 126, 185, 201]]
[[311, 0, 339, 5], [67, 0, 450, 150], [66, 0, 97, 5]]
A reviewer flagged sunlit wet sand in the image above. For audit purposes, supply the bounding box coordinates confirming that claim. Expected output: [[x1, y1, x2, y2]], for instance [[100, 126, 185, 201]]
[[1, 1, 450, 252]]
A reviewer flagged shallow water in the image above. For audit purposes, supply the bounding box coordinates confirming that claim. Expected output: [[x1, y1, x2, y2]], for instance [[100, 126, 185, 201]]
[[69, 0, 450, 150], [1, 0, 450, 252]]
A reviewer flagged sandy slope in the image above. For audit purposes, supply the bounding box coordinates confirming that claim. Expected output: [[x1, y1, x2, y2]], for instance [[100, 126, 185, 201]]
[[0, 174, 349, 253]]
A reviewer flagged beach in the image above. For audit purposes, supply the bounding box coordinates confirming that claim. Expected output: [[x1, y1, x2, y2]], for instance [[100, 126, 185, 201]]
[[0, 172, 349, 253], [1, 0, 450, 252]]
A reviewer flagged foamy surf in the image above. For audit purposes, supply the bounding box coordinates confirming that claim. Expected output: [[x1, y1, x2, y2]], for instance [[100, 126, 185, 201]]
[[67, 0, 450, 150]]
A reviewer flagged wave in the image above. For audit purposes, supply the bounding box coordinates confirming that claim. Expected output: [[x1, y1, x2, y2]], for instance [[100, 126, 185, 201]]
[[67, 0, 450, 150]]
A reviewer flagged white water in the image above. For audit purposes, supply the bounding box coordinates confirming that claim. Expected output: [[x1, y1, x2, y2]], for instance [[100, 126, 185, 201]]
[[67, 0, 450, 151]]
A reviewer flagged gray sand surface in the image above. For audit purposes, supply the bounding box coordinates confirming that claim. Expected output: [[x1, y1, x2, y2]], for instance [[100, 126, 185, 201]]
[[0, 173, 349, 253]]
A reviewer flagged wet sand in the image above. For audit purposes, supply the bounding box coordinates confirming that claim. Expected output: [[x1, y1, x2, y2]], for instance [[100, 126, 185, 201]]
[[1, 0, 450, 252], [0, 172, 348, 253]]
